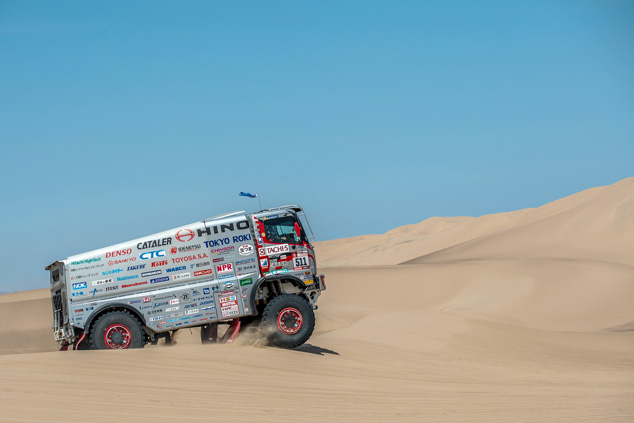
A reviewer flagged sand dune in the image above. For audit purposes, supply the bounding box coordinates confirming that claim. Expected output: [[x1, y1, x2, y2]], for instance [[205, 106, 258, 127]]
[[316, 177, 634, 267], [0, 178, 633, 422]]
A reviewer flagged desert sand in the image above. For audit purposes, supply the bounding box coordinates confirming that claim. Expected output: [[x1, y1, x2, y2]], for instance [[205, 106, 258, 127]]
[[1, 178, 633, 422]]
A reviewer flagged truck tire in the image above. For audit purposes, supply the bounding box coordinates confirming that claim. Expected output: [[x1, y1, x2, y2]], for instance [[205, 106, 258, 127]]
[[89, 310, 145, 350], [261, 294, 315, 349]]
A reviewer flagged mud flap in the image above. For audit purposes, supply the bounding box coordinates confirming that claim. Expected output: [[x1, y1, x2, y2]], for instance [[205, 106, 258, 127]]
[[201, 319, 241, 344], [73, 333, 86, 350], [220, 319, 241, 344]]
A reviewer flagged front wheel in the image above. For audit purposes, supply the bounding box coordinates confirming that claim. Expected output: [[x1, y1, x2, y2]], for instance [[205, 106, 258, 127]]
[[89, 310, 145, 350], [261, 294, 315, 349]]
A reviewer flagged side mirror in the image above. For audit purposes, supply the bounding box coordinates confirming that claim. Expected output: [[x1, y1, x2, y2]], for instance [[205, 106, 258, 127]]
[[294, 222, 302, 238]]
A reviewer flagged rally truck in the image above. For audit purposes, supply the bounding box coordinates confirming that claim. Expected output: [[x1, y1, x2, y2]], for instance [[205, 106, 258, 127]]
[[46, 205, 326, 350]]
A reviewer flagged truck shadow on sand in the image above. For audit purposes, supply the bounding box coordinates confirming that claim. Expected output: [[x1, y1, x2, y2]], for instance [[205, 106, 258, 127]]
[[294, 344, 339, 356]]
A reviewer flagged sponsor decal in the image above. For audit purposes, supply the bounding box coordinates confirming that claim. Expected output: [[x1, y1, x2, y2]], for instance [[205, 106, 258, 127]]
[[237, 264, 257, 273], [218, 274, 233, 280], [129, 299, 141, 304], [154, 301, 169, 307], [209, 246, 235, 255], [140, 250, 165, 260], [195, 261, 210, 268], [175, 244, 202, 254], [92, 278, 114, 286], [102, 269, 123, 275], [106, 249, 132, 258], [186, 309, 199, 315], [204, 238, 230, 248], [105, 286, 119, 292], [233, 234, 252, 243], [168, 312, 183, 318], [212, 258, 224, 263], [139, 305, 153, 310], [165, 306, 179, 312], [172, 272, 191, 281], [109, 257, 137, 265], [170, 299, 179, 305], [171, 253, 209, 264], [166, 266, 186, 273], [197, 221, 250, 238], [180, 292, 191, 302], [238, 244, 254, 256], [203, 288, 210, 295], [260, 258, 269, 267], [194, 269, 213, 277], [216, 263, 233, 274], [71, 263, 104, 272], [175, 229, 195, 242], [72, 282, 87, 290], [304, 279, 314, 284], [149, 316, 163, 322], [167, 318, 178, 323], [122, 281, 147, 288], [184, 303, 198, 309], [151, 276, 170, 284], [198, 300, 214, 306], [74, 309, 84, 313], [117, 275, 139, 282], [239, 278, 253, 287], [142, 270, 162, 277], [220, 294, 239, 318], [137, 238, 172, 250], [155, 294, 177, 301], [70, 257, 102, 266], [201, 306, 215, 311], [235, 258, 256, 265], [72, 292, 84, 297], [181, 317, 191, 321], [127, 264, 147, 271], [72, 272, 98, 279], [259, 244, 290, 256], [151, 260, 168, 267], [143, 296, 152, 303], [264, 268, 289, 276]]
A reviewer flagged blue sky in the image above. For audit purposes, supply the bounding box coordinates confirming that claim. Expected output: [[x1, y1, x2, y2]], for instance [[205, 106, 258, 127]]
[[1, 1, 632, 292]]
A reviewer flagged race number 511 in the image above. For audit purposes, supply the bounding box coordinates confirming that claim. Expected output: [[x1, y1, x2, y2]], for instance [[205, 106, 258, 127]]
[[294, 256, 309, 268]]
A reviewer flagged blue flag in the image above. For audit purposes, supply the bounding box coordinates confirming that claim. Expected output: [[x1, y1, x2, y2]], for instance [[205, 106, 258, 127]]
[[239, 192, 257, 198]]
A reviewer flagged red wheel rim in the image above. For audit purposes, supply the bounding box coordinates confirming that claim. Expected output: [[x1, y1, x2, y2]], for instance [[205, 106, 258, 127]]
[[104, 324, 132, 349], [277, 307, 303, 335]]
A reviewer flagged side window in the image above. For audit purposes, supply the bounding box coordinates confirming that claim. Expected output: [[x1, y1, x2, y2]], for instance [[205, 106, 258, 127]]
[[262, 216, 301, 244]]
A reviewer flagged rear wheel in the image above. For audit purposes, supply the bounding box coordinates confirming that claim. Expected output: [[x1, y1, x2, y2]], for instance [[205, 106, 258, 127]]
[[261, 294, 315, 349], [89, 310, 145, 350]]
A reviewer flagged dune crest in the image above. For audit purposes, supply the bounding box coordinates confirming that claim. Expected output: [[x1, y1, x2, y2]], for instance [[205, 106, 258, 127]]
[[315, 177, 634, 266]]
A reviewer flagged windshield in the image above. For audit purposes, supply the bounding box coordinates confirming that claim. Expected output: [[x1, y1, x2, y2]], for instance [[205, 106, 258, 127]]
[[262, 216, 303, 244]]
